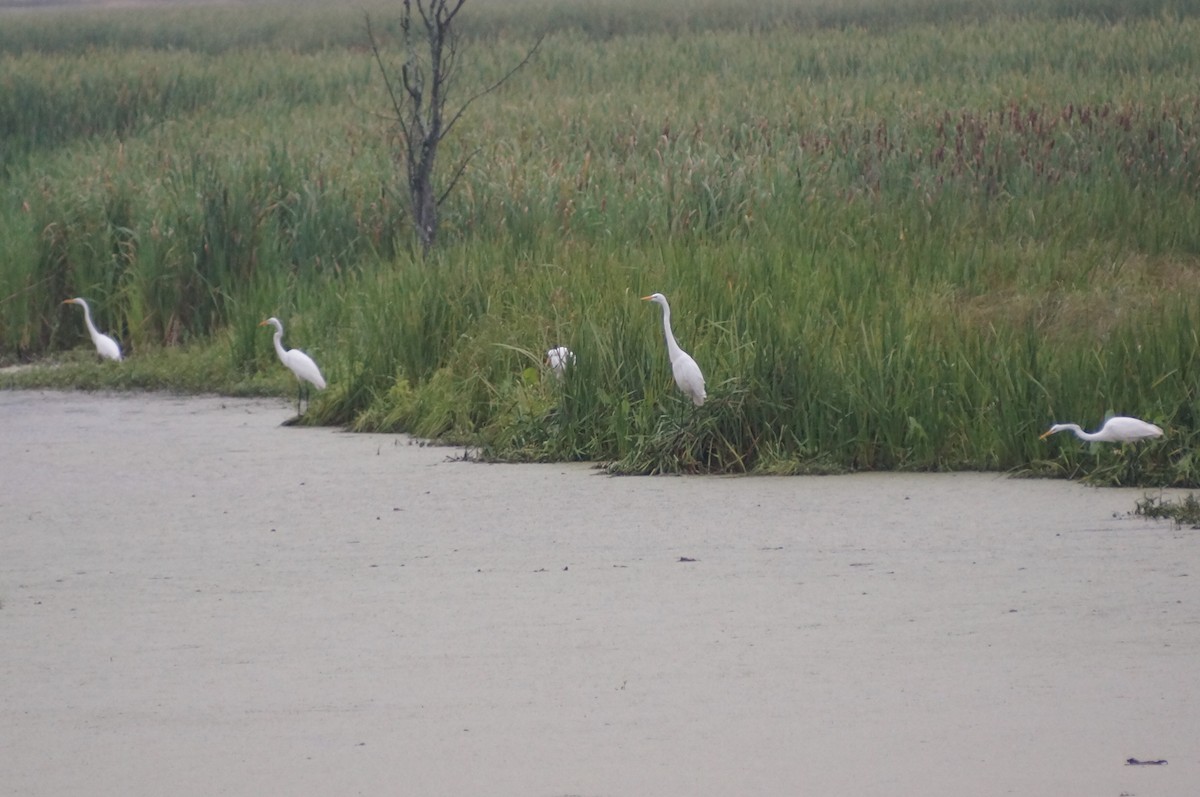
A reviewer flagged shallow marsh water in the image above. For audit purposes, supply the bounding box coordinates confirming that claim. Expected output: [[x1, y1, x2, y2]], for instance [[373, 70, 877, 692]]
[[1, 391, 1196, 796]]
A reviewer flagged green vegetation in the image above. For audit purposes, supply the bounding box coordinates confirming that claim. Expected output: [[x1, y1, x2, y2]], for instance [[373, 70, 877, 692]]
[[1134, 491, 1200, 526], [2, 0, 1199, 482]]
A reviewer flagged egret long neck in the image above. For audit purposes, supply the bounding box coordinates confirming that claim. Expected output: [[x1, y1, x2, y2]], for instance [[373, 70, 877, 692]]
[[659, 302, 683, 361], [1067, 424, 1095, 441], [80, 302, 101, 339], [272, 329, 287, 360]]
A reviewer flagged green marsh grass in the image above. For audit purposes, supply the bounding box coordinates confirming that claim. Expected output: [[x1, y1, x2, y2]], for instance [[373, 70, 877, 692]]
[[1135, 491, 1200, 526], [2, 0, 1200, 482]]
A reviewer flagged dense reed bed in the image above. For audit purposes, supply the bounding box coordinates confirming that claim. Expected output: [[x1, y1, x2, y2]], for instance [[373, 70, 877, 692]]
[[2, 0, 1199, 483]]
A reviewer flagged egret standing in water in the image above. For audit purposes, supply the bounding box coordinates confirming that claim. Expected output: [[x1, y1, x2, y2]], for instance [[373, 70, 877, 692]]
[[1039, 416, 1163, 443], [642, 292, 705, 407], [260, 317, 326, 416], [62, 298, 122, 361]]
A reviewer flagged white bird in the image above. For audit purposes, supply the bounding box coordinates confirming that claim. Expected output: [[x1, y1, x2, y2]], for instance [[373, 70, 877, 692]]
[[642, 292, 706, 407], [1039, 416, 1163, 443], [545, 346, 575, 378], [62, 297, 122, 361], [260, 317, 326, 415]]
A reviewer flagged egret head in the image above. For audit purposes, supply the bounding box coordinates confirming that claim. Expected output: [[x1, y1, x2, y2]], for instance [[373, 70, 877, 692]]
[[1039, 424, 1068, 440]]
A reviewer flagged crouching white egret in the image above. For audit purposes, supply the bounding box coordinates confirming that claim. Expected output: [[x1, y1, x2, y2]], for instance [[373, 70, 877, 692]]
[[260, 317, 326, 416], [1039, 416, 1163, 443], [62, 297, 122, 361], [642, 292, 705, 407], [545, 346, 575, 377]]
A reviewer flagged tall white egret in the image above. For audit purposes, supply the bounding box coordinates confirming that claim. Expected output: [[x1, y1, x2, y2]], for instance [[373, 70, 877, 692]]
[[642, 292, 706, 407], [62, 298, 122, 361], [1039, 416, 1163, 443], [545, 346, 575, 378], [260, 317, 326, 415]]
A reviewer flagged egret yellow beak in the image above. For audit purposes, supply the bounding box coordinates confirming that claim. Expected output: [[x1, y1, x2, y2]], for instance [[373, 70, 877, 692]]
[[640, 295, 653, 301], [1038, 429, 1054, 440], [258, 320, 269, 327]]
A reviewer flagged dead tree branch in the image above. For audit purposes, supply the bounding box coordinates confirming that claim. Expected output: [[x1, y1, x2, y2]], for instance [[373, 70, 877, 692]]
[[366, 1, 541, 255]]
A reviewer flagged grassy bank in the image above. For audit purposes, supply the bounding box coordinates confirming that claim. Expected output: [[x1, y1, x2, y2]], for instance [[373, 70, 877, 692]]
[[2, 0, 1199, 483]]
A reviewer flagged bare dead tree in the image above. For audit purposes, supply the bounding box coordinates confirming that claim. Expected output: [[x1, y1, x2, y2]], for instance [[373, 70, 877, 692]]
[[367, 1, 542, 255]]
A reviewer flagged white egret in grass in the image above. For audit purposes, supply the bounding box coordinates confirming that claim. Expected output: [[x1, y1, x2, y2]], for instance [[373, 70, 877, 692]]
[[260, 317, 326, 415], [62, 298, 121, 361], [1039, 416, 1163, 443], [545, 346, 575, 378], [642, 292, 706, 407]]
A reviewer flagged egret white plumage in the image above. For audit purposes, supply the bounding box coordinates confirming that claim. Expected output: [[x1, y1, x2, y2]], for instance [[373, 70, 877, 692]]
[[642, 292, 705, 407], [260, 317, 326, 415], [1039, 416, 1163, 443], [545, 346, 575, 377], [62, 297, 122, 361]]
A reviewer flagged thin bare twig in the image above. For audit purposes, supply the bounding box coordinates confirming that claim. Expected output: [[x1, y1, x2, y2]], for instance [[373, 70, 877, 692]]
[[442, 33, 544, 140], [437, 147, 481, 207]]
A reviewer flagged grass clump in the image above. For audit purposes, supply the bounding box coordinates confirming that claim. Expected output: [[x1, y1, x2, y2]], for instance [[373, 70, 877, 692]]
[[1134, 492, 1200, 527]]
